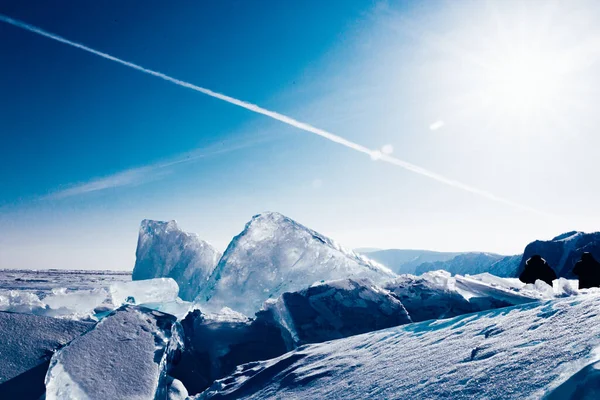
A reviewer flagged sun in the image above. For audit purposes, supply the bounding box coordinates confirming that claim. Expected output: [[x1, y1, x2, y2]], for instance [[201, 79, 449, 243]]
[[485, 49, 563, 114], [417, 1, 591, 135]]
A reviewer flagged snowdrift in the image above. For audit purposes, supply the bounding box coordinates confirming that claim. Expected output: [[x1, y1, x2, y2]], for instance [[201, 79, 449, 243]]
[[197, 293, 600, 399]]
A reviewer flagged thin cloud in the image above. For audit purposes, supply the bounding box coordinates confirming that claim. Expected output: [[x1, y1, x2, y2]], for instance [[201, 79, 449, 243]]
[[0, 14, 549, 216], [46, 166, 159, 200], [44, 136, 269, 200]]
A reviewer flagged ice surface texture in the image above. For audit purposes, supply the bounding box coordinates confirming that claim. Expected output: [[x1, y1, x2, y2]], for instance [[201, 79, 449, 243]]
[[133, 220, 221, 301], [197, 293, 600, 400], [45, 305, 177, 400], [260, 277, 411, 347], [384, 271, 544, 323], [0, 288, 109, 319], [109, 277, 179, 305], [196, 212, 396, 316], [0, 312, 94, 399], [170, 309, 287, 396]]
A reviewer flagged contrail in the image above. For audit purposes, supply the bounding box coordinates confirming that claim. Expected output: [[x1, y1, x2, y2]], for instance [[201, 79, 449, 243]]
[[0, 14, 548, 216]]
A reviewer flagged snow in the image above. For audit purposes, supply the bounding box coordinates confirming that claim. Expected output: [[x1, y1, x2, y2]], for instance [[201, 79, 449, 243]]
[[545, 360, 600, 399], [196, 293, 600, 399], [109, 277, 179, 306], [259, 278, 411, 347], [0, 290, 46, 314], [45, 305, 177, 400], [133, 219, 221, 301], [0, 269, 131, 297], [195, 212, 396, 316], [167, 377, 189, 400], [0, 311, 94, 399]]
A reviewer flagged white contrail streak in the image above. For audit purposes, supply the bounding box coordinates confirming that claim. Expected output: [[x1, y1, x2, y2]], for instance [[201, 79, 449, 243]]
[[0, 14, 548, 216]]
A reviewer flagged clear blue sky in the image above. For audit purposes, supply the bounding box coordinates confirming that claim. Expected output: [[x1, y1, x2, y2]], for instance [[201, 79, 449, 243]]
[[2, 0, 600, 269]]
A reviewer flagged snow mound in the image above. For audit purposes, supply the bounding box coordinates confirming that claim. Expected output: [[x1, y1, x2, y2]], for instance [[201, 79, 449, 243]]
[[0, 290, 46, 314], [0, 312, 94, 399], [195, 212, 396, 316], [133, 219, 222, 301], [259, 277, 411, 347], [196, 293, 600, 399], [45, 305, 178, 400]]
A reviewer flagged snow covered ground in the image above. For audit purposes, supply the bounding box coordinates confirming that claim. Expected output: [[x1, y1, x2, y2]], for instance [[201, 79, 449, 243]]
[[197, 292, 600, 399], [0, 269, 130, 297], [0, 266, 599, 399]]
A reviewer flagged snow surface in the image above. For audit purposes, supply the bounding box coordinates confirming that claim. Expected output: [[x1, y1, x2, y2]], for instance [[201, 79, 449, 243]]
[[45, 305, 177, 400], [133, 219, 221, 301], [197, 292, 600, 399], [195, 212, 396, 316], [0, 269, 131, 297], [0, 311, 94, 399], [260, 278, 411, 347]]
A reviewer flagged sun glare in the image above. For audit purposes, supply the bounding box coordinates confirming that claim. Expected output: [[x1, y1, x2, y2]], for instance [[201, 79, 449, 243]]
[[487, 50, 562, 113]]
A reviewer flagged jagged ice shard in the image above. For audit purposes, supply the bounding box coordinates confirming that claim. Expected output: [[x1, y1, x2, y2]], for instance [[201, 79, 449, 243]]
[[195, 212, 396, 316], [133, 220, 221, 301]]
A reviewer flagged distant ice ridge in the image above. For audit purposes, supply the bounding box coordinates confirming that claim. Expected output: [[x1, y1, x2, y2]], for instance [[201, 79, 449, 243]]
[[133, 219, 221, 301], [195, 212, 396, 316], [196, 292, 600, 400]]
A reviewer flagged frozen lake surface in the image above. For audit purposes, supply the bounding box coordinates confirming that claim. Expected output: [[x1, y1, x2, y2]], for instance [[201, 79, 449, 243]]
[[0, 269, 131, 298]]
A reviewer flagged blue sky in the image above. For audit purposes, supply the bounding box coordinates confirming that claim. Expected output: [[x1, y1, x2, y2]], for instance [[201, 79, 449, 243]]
[[2, 0, 600, 269]]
